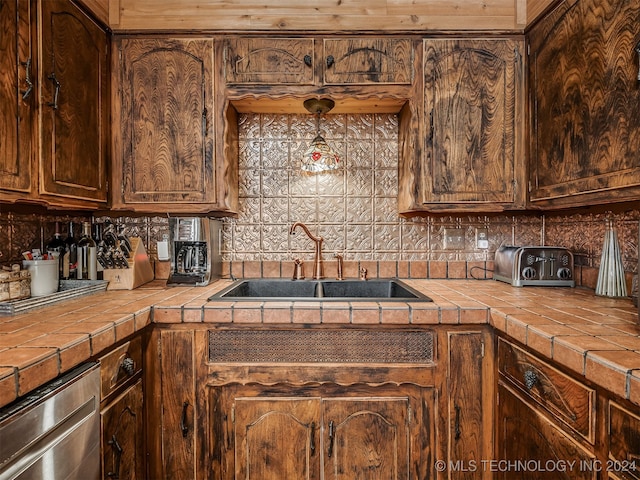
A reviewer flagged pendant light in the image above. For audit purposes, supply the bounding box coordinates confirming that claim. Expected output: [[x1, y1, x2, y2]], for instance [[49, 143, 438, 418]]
[[301, 98, 341, 173]]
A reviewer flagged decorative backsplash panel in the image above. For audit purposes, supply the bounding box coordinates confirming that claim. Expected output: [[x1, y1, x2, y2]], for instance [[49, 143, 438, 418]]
[[0, 113, 637, 285]]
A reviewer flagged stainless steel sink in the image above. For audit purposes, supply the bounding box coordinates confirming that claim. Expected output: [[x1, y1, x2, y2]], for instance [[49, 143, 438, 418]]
[[208, 279, 432, 302]]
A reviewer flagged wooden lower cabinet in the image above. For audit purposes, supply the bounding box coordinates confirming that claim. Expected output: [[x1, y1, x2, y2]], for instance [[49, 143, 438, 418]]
[[98, 334, 145, 480], [209, 383, 435, 479], [101, 380, 144, 480], [496, 382, 597, 480]]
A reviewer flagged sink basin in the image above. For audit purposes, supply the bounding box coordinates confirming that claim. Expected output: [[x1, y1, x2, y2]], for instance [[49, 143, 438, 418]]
[[208, 279, 432, 302]]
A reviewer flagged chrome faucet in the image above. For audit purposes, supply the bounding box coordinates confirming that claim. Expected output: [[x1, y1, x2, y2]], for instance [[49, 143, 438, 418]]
[[289, 222, 324, 279]]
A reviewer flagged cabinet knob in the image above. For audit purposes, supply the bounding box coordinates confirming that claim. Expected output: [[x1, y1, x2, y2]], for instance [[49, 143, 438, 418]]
[[326, 55, 335, 68], [120, 356, 135, 376], [304, 54, 312, 67], [523, 369, 538, 390]]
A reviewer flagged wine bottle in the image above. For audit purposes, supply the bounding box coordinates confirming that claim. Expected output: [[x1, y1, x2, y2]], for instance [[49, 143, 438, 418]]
[[77, 221, 97, 280], [46, 221, 67, 280], [64, 222, 78, 279]]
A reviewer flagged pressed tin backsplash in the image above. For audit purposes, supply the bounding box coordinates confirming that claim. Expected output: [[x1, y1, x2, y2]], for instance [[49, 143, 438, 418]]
[[0, 113, 637, 287]]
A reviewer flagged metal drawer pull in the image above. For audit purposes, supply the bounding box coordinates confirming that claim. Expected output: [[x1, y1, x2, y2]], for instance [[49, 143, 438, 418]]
[[326, 55, 335, 68], [310, 422, 316, 456], [454, 405, 462, 440], [327, 420, 335, 458], [107, 434, 123, 479], [47, 72, 60, 110], [21, 58, 33, 100], [523, 370, 538, 390], [181, 401, 190, 437]]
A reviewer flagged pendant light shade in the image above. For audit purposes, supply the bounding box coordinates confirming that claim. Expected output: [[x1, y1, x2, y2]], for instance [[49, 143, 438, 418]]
[[301, 98, 341, 173]]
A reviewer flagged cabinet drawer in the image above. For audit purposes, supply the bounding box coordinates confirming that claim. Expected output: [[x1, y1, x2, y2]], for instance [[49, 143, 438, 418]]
[[322, 38, 413, 85], [498, 338, 595, 443], [99, 335, 142, 400], [609, 401, 640, 480], [224, 38, 315, 85]]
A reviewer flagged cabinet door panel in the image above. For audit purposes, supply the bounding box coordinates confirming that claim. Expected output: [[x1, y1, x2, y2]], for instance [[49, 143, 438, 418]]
[[528, 0, 640, 207], [101, 380, 144, 480], [118, 38, 216, 205], [234, 397, 321, 480], [497, 382, 597, 480], [0, 0, 33, 194], [609, 401, 640, 480], [224, 38, 315, 85], [422, 38, 522, 207], [40, 0, 108, 203], [323, 38, 412, 85], [322, 397, 410, 480]]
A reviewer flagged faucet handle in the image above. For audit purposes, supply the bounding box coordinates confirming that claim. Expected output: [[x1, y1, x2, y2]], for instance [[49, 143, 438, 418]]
[[335, 254, 344, 281], [292, 258, 305, 280], [359, 267, 368, 281]]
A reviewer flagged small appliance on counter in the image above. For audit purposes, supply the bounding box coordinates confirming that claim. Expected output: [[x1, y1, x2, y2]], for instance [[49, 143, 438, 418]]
[[494, 245, 575, 287], [167, 217, 222, 286]]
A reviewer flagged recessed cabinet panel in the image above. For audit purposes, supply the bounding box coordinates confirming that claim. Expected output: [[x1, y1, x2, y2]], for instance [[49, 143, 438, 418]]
[[528, 0, 640, 207], [323, 38, 413, 85], [116, 38, 216, 206], [224, 38, 315, 85], [40, 0, 108, 203], [0, 0, 33, 195], [497, 383, 597, 480], [420, 38, 523, 209], [609, 401, 640, 480]]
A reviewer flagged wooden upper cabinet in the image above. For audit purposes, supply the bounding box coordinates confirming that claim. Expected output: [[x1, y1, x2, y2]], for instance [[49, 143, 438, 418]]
[[527, 0, 640, 208], [113, 37, 225, 212], [408, 38, 525, 212], [322, 38, 413, 85], [224, 37, 315, 85], [39, 0, 108, 205], [223, 37, 413, 87], [0, 0, 34, 196]]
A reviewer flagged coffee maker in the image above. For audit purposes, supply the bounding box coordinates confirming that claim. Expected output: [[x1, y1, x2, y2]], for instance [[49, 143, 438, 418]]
[[167, 217, 222, 286]]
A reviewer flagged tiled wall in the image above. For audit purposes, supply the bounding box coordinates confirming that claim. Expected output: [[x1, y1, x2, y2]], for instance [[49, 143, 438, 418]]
[[0, 113, 638, 289]]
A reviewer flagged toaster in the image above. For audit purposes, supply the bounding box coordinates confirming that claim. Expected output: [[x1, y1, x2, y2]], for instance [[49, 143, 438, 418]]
[[494, 246, 575, 287]]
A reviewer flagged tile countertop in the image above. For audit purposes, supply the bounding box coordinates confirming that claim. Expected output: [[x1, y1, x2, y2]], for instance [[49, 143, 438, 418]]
[[0, 279, 638, 409]]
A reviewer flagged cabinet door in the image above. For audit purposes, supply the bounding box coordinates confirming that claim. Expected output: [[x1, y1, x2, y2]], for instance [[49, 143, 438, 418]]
[[234, 397, 321, 480], [116, 38, 217, 208], [154, 329, 197, 479], [322, 397, 411, 480], [609, 401, 640, 480], [101, 379, 144, 480], [528, 0, 640, 208], [39, 0, 108, 204], [497, 382, 597, 480], [224, 38, 315, 85], [0, 0, 34, 195], [421, 38, 524, 209], [322, 38, 413, 85], [448, 332, 492, 480]]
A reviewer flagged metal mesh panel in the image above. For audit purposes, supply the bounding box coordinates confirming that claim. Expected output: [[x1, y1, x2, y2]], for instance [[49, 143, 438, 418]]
[[208, 329, 434, 364]]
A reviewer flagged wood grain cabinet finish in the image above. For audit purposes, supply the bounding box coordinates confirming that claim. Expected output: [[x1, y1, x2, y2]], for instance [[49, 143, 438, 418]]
[[113, 37, 229, 213], [497, 382, 597, 480], [224, 38, 315, 85], [99, 334, 145, 480], [322, 38, 413, 85], [408, 38, 525, 213], [101, 380, 144, 480], [527, 0, 640, 208], [210, 383, 435, 480], [39, 0, 108, 206], [609, 401, 640, 480], [498, 337, 595, 443], [448, 331, 494, 479], [223, 37, 413, 86], [0, 0, 34, 197], [0, 0, 108, 209]]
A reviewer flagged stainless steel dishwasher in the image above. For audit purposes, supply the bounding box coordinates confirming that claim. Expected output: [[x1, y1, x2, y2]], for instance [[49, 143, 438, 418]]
[[0, 362, 100, 480]]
